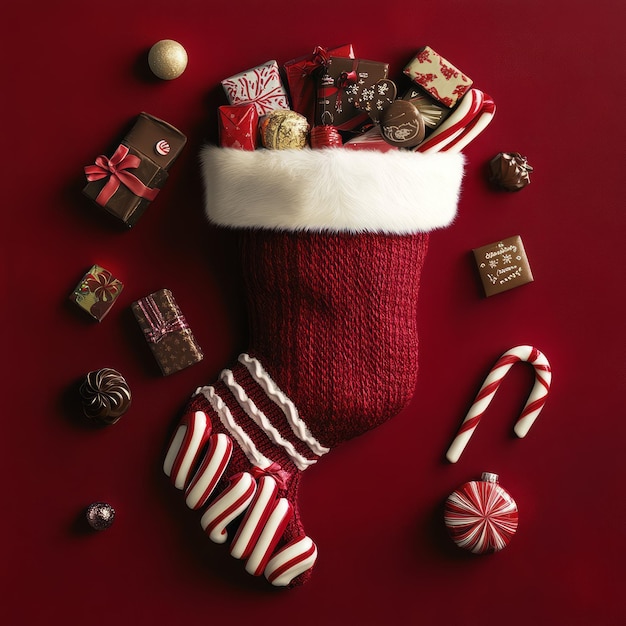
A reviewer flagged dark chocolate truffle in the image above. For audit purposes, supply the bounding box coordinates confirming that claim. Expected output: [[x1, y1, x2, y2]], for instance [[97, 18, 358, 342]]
[[80, 368, 131, 424], [488, 152, 533, 191]]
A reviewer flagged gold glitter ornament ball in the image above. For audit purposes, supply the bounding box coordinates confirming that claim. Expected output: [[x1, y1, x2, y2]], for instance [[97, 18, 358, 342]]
[[260, 110, 310, 150], [148, 39, 188, 80]]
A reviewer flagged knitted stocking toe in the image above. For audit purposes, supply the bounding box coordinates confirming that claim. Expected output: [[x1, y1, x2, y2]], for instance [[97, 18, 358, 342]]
[[164, 352, 328, 586]]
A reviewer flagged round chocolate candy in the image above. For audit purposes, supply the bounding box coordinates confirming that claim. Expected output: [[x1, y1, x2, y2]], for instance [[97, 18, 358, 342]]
[[86, 502, 116, 531], [488, 152, 533, 191], [380, 99, 425, 148], [260, 110, 310, 150], [80, 368, 131, 424], [444, 472, 519, 554], [148, 39, 188, 80]]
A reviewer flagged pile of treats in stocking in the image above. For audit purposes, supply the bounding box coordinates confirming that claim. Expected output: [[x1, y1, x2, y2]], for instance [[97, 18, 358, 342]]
[[164, 44, 495, 587]]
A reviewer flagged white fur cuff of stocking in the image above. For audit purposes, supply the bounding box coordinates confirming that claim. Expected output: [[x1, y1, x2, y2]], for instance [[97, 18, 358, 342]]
[[200, 146, 465, 234]]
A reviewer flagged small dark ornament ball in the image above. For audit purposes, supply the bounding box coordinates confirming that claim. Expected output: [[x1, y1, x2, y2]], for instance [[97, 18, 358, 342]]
[[86, 502, 116, 531]]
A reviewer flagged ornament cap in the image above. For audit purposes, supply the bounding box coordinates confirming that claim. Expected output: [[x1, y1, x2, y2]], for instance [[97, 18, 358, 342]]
[[481, 472, 499, 483]]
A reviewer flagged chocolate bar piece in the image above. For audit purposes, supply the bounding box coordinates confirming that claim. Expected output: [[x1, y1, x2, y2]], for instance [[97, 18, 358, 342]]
[[131, 289, 203, 375], [83, 113, 187, 227], [316, 57, 388, 130], [69, 264, 123, 321], [473, 235, 534, 297]]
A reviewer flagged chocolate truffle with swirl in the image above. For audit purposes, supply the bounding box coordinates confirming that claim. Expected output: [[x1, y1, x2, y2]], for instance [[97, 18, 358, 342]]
[[80, 368, 132, 424], [488, 152, 533, 191]]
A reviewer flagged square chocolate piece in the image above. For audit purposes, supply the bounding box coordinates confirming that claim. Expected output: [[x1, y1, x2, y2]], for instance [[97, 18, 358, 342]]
[[315, 57, 388, 130], [69, 264, 123, 321], [131, 289, 203, 376], [473, 235, 534, 297]]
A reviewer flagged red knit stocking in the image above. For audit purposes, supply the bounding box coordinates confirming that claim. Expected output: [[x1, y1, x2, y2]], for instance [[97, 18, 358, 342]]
[[164, 147, 464, 586]]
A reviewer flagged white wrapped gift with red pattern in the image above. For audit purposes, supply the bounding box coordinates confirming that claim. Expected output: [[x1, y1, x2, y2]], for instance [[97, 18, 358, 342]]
[[403, 46, 473, 108], [221, 60, 290, 116]]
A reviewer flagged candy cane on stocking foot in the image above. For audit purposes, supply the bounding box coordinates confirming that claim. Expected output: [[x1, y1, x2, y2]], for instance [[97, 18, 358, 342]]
[[264, 535, 318, 587], [184, 433, 233, 509], [230, 475, 280, 560], [446, 345, 552, 463], [200, 472, 257, 544], [417, 89, 496, 154], [245, 498, 293, 576], [163, 410, 212, 490]]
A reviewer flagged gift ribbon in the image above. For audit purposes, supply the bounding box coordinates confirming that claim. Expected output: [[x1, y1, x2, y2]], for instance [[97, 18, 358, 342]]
[[333, 61, 359, 115], [85, 144, 160, 207], [312, 46, 331, 69], [137, 294, 189, 343], [84, 269, 120, 302]]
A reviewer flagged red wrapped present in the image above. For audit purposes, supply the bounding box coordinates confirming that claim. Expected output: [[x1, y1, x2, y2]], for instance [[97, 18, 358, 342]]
[[218, 104, 259, 150], [284, 44, 354, 125], [221, 60, 289, 116], [315, 57, 388, 131]]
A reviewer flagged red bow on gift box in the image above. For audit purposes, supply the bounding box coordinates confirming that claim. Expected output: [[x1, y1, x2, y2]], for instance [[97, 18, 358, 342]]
[[83, 268, 121, 302], [84, 144, 160, 207]]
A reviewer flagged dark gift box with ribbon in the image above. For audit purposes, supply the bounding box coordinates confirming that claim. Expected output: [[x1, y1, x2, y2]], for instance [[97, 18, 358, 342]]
[[83, 113, 187, 227], [132, 288, 203, 376], [69, 264, 124, 321], [283, 44, 354, 126], [315, 57, 389, 131]]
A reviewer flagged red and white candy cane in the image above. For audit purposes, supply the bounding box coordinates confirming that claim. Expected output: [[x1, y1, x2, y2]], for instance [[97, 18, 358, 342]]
[[264, 536, 318, 587], [446, 345, 552, 463], [417, 89, 496, 154]]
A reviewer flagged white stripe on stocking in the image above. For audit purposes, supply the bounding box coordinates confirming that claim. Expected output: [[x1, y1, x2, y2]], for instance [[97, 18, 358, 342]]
[[196, 385, 274, 471], [239, 354, 330, 457], [221, 368, 317, 471]]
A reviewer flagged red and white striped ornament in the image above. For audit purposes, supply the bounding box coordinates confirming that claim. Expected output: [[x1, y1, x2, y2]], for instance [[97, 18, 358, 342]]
[[155, 139, 171, 156], [446, 345, 551, 463], [444, 472, 518, 554]]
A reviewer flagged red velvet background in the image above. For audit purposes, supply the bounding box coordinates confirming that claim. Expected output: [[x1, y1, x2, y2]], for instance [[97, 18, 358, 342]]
[[3, 1, 624, 624]]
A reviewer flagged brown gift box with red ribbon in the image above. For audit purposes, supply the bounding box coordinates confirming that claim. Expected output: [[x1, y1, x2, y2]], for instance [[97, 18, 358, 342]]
[[131, 288, 203, 376], [315, 57, 389, 131], [83, 113, 187, 227]]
